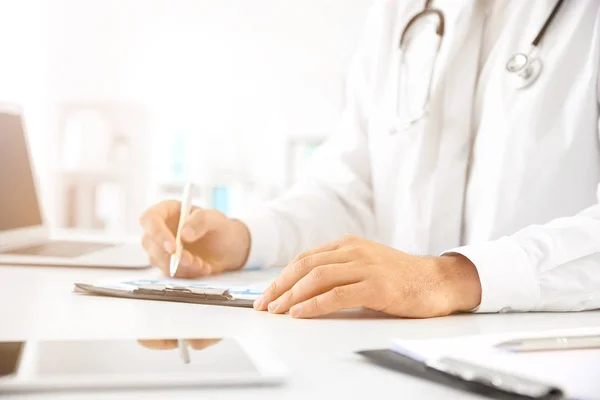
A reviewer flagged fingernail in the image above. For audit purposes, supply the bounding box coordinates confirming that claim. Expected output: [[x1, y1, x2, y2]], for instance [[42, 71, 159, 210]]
[[268, 300, 280, 313], [164, 241, 175, 254], [290, 305, 303, 318], [182, 228, 196, 241], [253, 296, 264, 310]]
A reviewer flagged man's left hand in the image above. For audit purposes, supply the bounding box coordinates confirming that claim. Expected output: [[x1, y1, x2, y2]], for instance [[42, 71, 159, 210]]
[[253, 235, 482, 319]]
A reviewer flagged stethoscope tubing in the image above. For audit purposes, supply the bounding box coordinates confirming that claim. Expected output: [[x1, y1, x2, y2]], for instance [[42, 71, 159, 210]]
[[393, 0, 564, 132]]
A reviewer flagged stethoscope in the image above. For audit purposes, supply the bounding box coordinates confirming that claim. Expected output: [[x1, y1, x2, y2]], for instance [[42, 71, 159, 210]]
[[505, 0, 565, 90], [394, 0, 565, 132]]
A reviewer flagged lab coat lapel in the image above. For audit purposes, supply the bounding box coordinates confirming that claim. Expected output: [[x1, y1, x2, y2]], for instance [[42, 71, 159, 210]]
[[427, 0, 485, 253], [390, 0, 484, 254]]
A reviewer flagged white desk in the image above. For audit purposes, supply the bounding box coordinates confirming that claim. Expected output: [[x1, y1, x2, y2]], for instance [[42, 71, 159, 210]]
[[1, 264, 599, 399]]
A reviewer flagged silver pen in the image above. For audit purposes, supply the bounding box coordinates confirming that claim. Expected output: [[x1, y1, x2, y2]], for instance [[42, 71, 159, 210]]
[[496, 334, 600, 352], [170, 183, 194, 278]]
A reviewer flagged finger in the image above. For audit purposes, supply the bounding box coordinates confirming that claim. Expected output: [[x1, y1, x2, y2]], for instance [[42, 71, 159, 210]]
[[267, 264, 363, 314], [203, 256, 237, 275], [290, 239, 344, 263], [143, 200, 180, 219], [289, 283, 368, 319], [137, 339, 178, 350], [289, 235, 359, 262], [173, 252, 212, 278], [254, 250, 351, 311], [181, 209, 225, 243], [186, 339, 222, 350], [142, 234, 170, 272], [149, 257, 165, 274], [139, 211, 176, 254]]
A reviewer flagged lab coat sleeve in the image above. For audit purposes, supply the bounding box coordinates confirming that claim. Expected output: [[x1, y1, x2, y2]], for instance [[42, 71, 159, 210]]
[[239, 3, 384, 268], [445, 77, 600, 313]]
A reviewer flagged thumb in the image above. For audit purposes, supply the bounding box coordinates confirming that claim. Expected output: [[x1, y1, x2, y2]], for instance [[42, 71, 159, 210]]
[[181, 208, 226, 242]]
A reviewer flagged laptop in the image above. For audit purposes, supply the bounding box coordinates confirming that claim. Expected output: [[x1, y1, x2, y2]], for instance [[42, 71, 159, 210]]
[[0, 106, 149, 269]]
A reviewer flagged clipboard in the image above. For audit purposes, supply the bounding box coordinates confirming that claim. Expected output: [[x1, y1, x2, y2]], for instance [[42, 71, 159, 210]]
[[74, 282, 255, 308], [357, 349, 565, 400]]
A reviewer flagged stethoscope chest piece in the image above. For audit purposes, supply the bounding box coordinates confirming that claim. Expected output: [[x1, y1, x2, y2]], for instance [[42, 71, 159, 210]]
[[506, 52, 542, 90]]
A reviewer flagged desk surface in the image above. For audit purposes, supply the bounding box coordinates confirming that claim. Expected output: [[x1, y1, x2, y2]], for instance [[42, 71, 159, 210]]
[[1, 264, 599, 400]]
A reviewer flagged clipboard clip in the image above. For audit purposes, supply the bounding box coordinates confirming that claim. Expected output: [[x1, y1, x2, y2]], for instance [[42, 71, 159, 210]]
[[134, 284, 233, 301]]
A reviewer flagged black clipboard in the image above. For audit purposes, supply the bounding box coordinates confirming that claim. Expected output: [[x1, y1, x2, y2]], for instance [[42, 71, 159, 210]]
[[357, 349, 565, 400], [74, 283, 255, 308]]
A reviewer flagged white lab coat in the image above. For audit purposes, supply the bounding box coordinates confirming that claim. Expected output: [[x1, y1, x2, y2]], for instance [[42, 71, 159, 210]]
[[242, 0, 600, 313]]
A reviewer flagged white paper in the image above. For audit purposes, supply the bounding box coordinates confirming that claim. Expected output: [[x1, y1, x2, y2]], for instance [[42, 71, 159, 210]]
[[90, 269, 279, 300], [392, 327, 600, 399]]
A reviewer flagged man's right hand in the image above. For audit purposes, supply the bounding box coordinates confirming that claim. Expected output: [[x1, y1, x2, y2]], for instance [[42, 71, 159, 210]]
[[139, 200, 251, 278]]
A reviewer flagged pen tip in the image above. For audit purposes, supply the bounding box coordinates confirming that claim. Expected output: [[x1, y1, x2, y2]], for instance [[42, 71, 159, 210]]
[[169, 257, 178, 278]]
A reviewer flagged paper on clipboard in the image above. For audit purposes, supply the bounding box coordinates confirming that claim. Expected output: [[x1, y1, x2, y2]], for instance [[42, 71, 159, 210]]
[[391, 327, 600, 400], [74, 269, 279, 308]]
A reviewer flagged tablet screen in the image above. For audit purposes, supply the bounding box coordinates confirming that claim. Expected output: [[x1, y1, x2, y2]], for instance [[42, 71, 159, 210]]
[[2, 338, 258, 377]]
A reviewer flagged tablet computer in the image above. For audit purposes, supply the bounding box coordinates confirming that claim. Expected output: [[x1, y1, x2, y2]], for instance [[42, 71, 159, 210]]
[[0, 337, 287, 393]]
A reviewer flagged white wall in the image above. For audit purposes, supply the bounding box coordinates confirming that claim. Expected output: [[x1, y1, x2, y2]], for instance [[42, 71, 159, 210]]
[[0, 0, 54, 221], [2, 0, 374, 230], [45, 0, 373, 182]]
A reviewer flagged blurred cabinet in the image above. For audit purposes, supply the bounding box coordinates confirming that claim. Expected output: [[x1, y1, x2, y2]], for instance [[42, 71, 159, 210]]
[[54, 102, 152, 235], [52, 102, 328, 235]]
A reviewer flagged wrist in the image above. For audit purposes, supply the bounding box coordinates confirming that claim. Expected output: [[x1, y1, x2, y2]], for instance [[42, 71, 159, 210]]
[[438, 254, 482, 313]]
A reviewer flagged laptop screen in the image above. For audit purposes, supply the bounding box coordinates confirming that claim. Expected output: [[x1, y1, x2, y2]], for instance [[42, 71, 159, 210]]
[[0, 112, 43, 231]]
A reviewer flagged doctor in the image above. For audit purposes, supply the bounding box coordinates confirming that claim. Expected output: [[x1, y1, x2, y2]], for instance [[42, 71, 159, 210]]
[[140, 0, 600, 318]]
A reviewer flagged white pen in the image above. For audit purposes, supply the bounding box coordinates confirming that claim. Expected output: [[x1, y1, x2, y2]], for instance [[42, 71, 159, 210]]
[[177, 339, 190, 364], [170, 182, 194, 278]]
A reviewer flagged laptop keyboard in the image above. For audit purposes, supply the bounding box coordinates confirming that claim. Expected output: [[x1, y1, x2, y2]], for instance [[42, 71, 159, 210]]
[[2, 241, 114, 258]]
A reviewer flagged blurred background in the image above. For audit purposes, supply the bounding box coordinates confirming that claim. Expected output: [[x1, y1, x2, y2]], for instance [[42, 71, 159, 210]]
[[0, 0, 374, 236]]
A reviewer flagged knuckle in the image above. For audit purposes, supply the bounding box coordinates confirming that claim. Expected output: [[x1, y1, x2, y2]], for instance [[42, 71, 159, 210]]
[[266, 281, 280, 297], [148, 248, 162, 261], [139, 209, 152, 227], [144, 244, 157, 258], [205, 208, 221, 218], [331, 286, 347, 302], [187, 208, 203, 223], [149, 257, 162, 268], [200, 209, 219, 224], [161, 199, 180, 209], [309, 265, 327, 281], [342, 247, 355, 261], [292, 251, 308, 264], [141, 200, 178, 228], [292, 257, 311, 274], [158, 256, 169, 268], [140, 234, 150, 249], [145, 240, 164, 260], [341, 234, 357, 244], [144, 217, 161, 234], [311, 296, 323, 312], [141, 235, 159, 254], [350, 245, 365, 258], [282, 289, 294, 303]]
